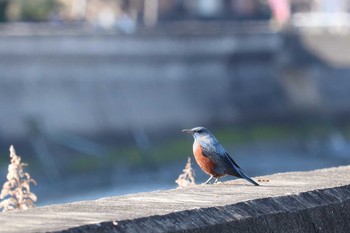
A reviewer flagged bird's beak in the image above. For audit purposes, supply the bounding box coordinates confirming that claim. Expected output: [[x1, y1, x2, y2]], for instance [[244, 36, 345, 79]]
[[182, 129, 193, 134]]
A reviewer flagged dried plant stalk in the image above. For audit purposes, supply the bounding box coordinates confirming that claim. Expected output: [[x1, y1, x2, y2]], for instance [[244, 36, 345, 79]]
[[0, 145, 37, 212], [175, 157, 196, 188]]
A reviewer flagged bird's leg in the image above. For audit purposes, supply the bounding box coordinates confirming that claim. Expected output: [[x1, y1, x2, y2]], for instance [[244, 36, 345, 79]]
[[203, 175, 214, 184], [214, 177, 220, 184]]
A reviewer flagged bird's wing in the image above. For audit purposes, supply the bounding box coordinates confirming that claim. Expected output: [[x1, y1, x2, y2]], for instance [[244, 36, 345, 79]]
[[200, 143, 223, 162], [224, 152, 241, 169], [201, 142, 259, 186], [200, 142, 242, 177]]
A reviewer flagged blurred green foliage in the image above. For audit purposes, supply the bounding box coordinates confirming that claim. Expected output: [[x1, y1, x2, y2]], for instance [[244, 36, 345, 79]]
[[213, 124, 296, 146], [70, 156, 102, 173], [5, 122, 350, 176], [7, 0, 61, 21]]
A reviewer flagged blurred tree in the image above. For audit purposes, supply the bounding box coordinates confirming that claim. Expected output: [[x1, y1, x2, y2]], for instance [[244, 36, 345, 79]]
[[7, 0, 62, 21], [0, 0, 9, 22]]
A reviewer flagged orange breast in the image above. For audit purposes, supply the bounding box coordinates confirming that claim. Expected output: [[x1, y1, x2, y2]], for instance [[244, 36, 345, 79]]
[[193, 143, 220, 177]]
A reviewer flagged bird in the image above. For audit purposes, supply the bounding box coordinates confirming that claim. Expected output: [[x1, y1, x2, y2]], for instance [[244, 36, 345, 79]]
[[182, 126, 259, 186]]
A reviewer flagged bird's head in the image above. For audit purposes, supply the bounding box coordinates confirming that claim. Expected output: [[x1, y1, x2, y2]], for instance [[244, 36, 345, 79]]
[[182, 126, 212, 140]]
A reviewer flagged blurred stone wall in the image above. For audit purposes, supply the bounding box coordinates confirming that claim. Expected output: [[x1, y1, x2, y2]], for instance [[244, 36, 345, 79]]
[[0, 30, 349, 139]]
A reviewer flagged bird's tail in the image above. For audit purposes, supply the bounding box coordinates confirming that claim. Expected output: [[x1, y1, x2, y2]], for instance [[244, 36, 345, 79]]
[[238, 169, 259, 186], [225, 154, 259, 186]]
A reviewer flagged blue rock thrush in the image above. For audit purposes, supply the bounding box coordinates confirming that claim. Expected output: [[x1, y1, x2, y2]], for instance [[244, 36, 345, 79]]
[[182, 126, 259, 186]]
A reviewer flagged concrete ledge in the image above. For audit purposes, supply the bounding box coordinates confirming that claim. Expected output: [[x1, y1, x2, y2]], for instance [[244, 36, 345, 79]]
[[1, 166, 350, 233]]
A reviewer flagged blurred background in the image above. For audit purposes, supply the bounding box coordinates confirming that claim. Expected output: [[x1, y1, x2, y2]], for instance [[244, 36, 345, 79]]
[[0, 0, 350, 205]]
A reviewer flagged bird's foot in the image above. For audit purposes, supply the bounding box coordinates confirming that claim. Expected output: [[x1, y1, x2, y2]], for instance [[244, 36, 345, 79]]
[[203, 175, 214, 184], [214, 178, 222, 184]]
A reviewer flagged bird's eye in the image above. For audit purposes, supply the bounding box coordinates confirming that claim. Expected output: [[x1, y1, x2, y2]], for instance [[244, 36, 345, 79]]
[[197, 129, 203, 133]]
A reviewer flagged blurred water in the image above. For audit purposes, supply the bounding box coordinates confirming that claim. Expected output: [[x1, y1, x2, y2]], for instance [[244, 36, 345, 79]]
[[36, 137, 350, 206]]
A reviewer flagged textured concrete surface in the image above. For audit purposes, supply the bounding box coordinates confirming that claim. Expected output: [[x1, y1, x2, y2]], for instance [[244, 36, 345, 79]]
[[0, 166, 350, 233]]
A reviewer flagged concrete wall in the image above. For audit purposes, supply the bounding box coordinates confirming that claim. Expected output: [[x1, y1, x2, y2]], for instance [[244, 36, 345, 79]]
[[0, 32, 282, 139], [0, 166, 349, 232], [1, 29, 350, 140]]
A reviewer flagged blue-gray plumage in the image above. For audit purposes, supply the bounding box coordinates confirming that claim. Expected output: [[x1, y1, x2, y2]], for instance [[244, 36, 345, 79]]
[[182, 126, 259, 186]]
